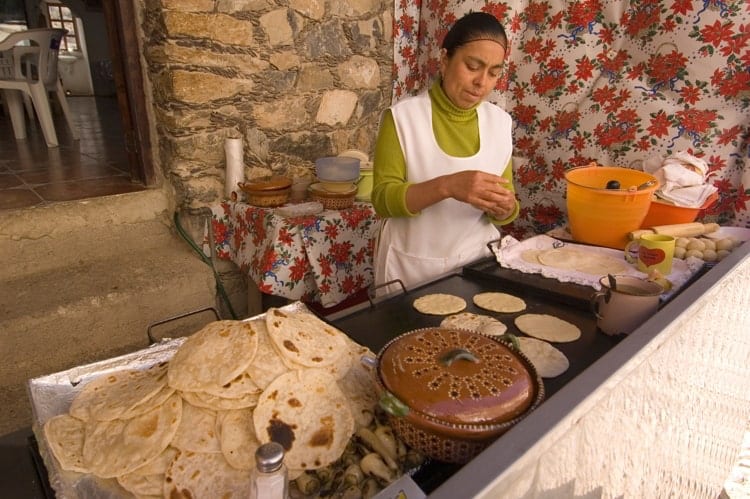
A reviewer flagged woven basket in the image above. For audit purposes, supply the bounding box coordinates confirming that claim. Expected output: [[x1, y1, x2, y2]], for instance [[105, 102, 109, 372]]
[[308, 183, 356, 210]]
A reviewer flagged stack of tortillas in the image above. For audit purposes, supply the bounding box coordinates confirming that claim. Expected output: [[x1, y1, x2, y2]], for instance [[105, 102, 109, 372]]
[[43, 310, 377, 498]]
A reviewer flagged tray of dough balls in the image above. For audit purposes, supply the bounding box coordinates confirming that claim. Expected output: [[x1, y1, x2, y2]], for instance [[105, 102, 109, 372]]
[[28, 302, 426, 499], [672, 225, 749, 262]]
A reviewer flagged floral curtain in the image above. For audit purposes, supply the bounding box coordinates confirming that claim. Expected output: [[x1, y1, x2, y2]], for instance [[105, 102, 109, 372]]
[[392, 0, 750, 238]]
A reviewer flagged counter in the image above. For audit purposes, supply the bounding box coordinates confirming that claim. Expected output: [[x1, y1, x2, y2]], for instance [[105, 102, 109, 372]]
[[4, 237, 748, 498]]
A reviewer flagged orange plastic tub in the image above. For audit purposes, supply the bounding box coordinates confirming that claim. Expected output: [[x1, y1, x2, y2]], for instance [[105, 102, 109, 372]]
[[565, 165, 659, 249], [640, 191, 718, 228]]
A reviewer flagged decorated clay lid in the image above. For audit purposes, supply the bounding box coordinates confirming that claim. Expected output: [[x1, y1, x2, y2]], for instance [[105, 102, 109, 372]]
[[378, 328, 536, 426], [240, 175, 292, 192]]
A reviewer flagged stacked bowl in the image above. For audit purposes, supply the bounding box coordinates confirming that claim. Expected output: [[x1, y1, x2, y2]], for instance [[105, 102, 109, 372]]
[[310, 156, 360, 209]]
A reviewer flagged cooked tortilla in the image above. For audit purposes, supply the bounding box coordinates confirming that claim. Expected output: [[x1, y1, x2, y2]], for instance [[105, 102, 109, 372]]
[[217, 408, 260, 470], [43, 414, 89, 473], [123, 383, 178, 420], [187, 370, 261, 399], [163, 450, 251, 498], [180, 389, 259, 411], [515, 313, 582, 343], [265, 308, 348, 368], [170, 402, 221, 453], [517, 337, 570, 378], [336, 345, 378, 430], [412, 293, 466, 315], [116, 470, 165, 497], [253, 369, 354, 471], [245, 318, 290, 389], [167, 321, 258, 392], [82, 393, 182, 478], [69, 362, 171, 421], [128, 445, 179, 475], [473, 292, 526, 313]]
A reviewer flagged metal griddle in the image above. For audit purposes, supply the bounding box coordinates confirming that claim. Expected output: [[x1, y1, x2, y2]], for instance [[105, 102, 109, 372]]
[[328, 259, 622, 494]]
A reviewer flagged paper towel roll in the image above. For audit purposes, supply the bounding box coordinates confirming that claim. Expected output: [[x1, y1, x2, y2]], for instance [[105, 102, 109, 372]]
[[224, 138, 245, 199]]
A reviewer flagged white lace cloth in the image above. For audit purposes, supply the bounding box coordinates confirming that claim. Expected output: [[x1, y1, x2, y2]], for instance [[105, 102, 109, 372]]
[[490, 234, 703, 295]]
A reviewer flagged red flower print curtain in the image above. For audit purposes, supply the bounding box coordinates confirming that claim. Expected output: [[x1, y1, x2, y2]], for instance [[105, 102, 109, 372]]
[[392, 0, 750, 237]]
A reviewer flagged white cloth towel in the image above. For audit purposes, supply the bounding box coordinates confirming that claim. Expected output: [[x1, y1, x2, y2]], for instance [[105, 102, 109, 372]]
[[643, 151, 717, 208]]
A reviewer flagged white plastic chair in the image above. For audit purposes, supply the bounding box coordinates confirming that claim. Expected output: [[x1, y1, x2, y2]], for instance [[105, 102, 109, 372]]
[[0, 28, 79, 147]]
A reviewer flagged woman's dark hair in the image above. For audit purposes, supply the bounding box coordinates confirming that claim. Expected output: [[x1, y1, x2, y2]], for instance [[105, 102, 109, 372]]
[[441, 11, 507, 56]]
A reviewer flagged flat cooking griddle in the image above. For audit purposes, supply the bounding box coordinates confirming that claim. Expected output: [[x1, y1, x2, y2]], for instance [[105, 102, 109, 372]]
[[329, 264, 622, 493]]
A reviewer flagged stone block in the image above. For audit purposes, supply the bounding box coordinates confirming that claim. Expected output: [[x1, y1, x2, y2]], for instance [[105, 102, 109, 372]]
[[270, 132, 332, 159], [259, 8, 303, 47], [316, 90, 358, 126], [269, 51, 301, 71], [297, 64, 334, 91], [161, 0, 214, 12], [289, 0, 325, 20], [217, 0, 274, 13], [338, 55, 381, 89], [161, 44, 268, 73], [329, 0, 380, 17], [164, 11, 255, 46], [252, 97, 310, 130], [169, 70, 254, 103], [302, 21, 351, 59]]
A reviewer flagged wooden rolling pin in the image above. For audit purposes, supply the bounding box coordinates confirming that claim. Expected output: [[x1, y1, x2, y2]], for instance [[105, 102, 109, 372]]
[[628, 222, 720, 240]]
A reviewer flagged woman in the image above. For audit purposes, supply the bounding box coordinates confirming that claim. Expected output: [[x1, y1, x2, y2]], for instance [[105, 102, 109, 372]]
[[371, 11, 519, 293]]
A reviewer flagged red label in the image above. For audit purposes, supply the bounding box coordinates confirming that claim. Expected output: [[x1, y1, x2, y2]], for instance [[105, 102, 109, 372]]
[[639, 247, 665, 266]]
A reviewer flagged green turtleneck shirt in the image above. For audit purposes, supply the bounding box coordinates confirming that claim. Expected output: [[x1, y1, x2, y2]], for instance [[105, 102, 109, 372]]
[[372, 80, 519, 225]]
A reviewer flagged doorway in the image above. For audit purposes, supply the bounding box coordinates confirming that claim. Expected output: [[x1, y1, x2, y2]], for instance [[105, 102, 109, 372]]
[[0, 0, 154, 210]]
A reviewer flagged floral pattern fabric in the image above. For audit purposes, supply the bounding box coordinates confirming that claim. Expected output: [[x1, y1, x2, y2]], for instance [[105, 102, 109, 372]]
[[212, 202, 382, 307], [393, 0, 749, 238]]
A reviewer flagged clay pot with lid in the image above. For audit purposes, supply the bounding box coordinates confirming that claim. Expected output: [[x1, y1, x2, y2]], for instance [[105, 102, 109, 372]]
[[364, 327, 544, 464], [237, 175, 292, 207]]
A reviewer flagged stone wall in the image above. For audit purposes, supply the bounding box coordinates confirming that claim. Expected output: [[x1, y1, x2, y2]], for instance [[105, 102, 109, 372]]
[[137, 0, 393, 210]]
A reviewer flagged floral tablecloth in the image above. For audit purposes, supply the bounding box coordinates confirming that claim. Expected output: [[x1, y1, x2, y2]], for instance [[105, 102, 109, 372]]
[[211, 202, 382, 307]]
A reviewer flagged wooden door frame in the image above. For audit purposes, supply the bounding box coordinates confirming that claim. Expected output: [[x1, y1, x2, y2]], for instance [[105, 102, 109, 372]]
[[102, 0, 155, 186]]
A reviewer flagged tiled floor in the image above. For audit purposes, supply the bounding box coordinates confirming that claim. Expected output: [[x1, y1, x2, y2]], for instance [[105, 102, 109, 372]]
[[0, 95, 146, 211]]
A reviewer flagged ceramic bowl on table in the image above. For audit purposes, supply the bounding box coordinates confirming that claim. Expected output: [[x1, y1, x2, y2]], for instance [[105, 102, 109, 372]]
[[238, 175, 292, 207]]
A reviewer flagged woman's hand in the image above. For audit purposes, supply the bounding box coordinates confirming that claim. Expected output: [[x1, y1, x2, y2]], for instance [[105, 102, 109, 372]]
[[446, 170, 516, 218], [404, 169, 516, 216]]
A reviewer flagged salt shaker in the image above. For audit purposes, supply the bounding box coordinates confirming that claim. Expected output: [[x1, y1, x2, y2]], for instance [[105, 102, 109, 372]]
[[249, 442, 289, 499]]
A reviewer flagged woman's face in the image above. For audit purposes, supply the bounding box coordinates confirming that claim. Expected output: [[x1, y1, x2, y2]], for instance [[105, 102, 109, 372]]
[[439, 39, 506, 109]]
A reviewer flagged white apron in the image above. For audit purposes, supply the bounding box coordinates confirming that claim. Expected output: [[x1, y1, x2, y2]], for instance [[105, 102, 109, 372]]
[[375, 91, 513, 294]]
